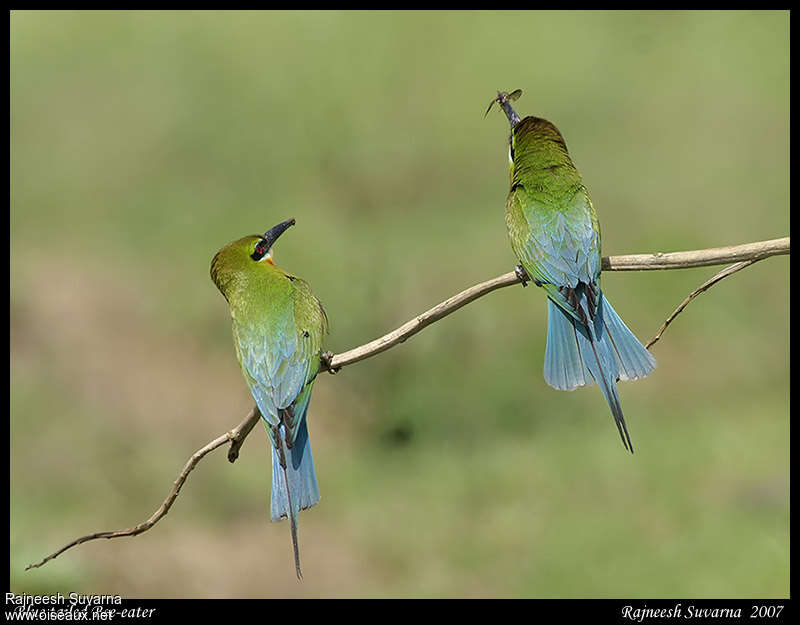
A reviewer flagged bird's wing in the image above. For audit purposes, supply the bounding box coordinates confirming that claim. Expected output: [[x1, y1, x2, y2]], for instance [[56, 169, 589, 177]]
[[507, 183, 601, 315], [281, 278, 328, 444], [234, 279, 327, 445]]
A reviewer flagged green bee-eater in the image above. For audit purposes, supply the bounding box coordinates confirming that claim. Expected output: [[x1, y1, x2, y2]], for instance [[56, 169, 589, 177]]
[[210, 218, 328, 578], [488, 90, 656, 452]]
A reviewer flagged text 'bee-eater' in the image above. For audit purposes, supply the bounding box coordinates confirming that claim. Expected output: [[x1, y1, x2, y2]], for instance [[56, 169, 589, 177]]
[[488, 90, 656, 452], [210, 218, 329, 578]]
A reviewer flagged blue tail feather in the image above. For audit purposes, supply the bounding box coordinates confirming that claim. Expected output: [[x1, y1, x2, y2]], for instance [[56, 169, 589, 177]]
[[544, 291, 655, 452], [265, 384, 319, 580], [545, 299, 592, 390], [600, 296, 656, 381], [270, 418, 320, 523], [268, 418, 318, 580]]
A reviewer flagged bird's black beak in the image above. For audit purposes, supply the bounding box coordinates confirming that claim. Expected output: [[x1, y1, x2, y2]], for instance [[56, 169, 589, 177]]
[[261, 218, 296, 248]]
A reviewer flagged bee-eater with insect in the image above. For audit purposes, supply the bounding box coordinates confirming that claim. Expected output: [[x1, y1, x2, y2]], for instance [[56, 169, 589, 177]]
[[487, 90, 655, 452], [210, 218, 328, 578]]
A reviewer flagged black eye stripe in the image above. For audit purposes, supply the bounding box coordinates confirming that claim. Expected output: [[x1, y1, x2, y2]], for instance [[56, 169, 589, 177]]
[[251, 240, 269, 261]]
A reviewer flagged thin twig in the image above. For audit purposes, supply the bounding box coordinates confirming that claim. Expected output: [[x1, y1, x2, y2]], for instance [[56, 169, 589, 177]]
[[27, 237, 788, 570], [645, 260, 761, 350], [25, 406, 261, 570], [227, 406, 261, 463]]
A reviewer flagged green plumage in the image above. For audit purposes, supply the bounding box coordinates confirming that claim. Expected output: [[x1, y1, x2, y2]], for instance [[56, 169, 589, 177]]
[[505, 116, 602, 322], [210, 227, 328, 578], [211, 236, 328, 444], [491, 91, 655, 452]]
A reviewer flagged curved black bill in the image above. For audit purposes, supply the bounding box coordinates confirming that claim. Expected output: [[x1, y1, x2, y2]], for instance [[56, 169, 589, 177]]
[[261, 218, 296, 248]]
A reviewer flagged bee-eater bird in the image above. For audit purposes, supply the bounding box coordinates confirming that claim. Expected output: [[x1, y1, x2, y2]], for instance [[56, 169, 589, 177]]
[[210, 218, 328, 578], [487, 90, 656, 452]]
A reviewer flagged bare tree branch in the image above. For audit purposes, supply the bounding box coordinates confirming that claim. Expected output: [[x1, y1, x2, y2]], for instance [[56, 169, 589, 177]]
[[601, 237, 788, 271], [27, 237, 788, 570], [324, 272, 516, 371], [326, 237, 789, 370]]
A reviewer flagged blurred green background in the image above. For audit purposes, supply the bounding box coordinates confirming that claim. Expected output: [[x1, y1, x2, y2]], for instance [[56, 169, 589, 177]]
[[11, 10, 788, 598]]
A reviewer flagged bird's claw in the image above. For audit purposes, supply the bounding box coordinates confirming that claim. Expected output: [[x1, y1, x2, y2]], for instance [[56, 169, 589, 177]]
[[320, 351, 340, 374], [515, 264, 530, 287], [514, 264, 543, 288]]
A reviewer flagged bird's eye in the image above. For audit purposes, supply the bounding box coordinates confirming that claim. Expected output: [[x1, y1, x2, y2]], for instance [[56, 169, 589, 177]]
[[251, 240, 269, 261]]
